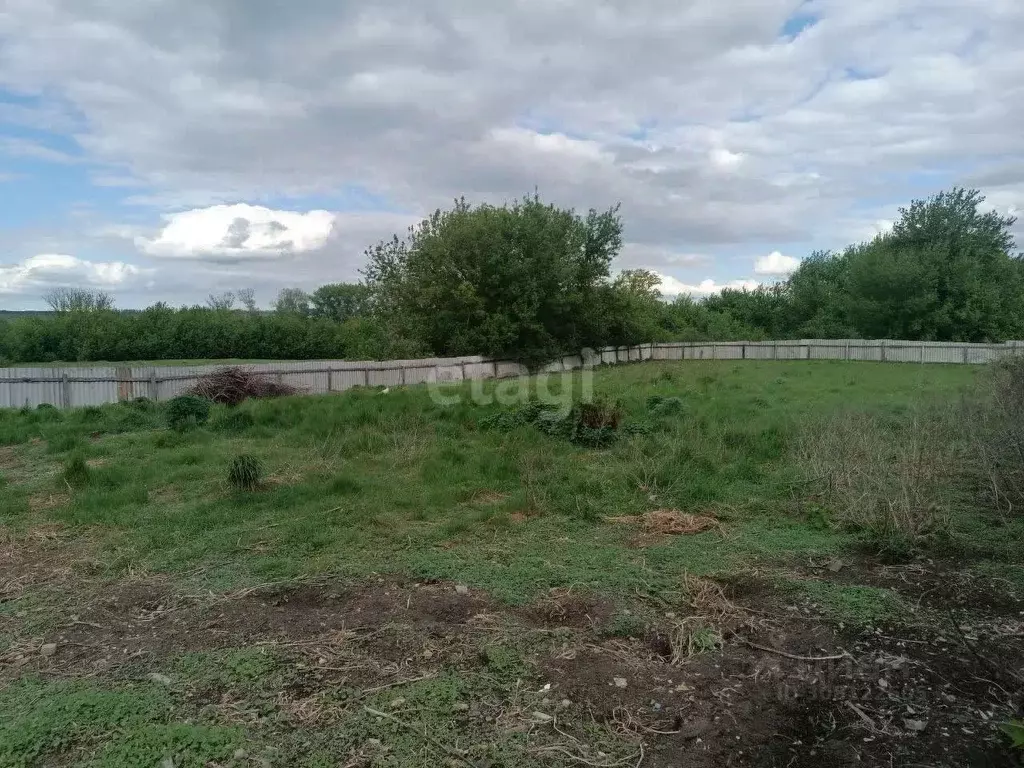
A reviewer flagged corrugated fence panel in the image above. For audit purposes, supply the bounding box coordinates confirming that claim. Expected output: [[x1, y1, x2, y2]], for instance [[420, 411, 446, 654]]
[[7, 340, 1024, 409]]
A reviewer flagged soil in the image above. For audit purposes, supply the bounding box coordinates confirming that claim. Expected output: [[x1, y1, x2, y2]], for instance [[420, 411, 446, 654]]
[[1, 540, 1021, 767]]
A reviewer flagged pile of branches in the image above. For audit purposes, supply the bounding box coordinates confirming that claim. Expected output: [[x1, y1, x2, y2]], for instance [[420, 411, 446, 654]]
[[188, 366, 298, 406]]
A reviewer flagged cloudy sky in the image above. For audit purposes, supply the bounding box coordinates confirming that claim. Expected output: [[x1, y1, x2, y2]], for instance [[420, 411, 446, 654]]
[[1, 0, 1022, 309]]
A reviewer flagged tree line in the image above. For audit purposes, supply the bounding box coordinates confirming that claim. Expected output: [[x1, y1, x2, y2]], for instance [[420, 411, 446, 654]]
[[0, 188, 1020, 365]]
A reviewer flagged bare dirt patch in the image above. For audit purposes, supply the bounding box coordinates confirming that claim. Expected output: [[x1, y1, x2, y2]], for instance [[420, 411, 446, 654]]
[[1, 553, 1020, 767]]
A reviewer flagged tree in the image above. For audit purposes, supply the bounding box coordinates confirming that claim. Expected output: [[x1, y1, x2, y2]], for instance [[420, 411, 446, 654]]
[[206, 291, 236, 311], [274, 288, 311, 316], [310, 283, 370, 322], [844, 188, 1022, 341], [236, 288, 258, 313], [363, 194, 624, 364], [43, 288, 114, 313]]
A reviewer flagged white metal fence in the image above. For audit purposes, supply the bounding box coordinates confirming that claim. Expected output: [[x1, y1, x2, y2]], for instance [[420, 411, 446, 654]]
[[1, 339, 1020, 410]]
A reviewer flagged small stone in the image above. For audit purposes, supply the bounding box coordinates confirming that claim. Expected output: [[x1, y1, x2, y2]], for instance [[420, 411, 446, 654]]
[[560, 699, 572, 709], [531, 711, 553, 723], [828, 559, 845, 573], [365, 739, 383, 750], [422, 649, 434, 659], [613, 677, 628, 688], [390, 698, 406, 709], [455, 584, 470, 595], [877, 678, 888, 689], [904, 719, 928, 732], [147, 672, 172, 685], [233, 749, 248, 760], [39, 643, 57, 658], [453, 702, 470, 712]]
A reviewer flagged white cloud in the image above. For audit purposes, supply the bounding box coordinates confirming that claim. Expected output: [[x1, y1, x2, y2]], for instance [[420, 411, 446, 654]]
[[0, 0, 1023, 303], [0, 254, 145, 294], [655, 273, 761, 298], [754, 250, 800, 275], [137, 204, 336, 259]]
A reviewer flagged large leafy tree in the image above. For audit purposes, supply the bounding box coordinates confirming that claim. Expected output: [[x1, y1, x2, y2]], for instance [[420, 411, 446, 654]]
[[845, 188, 1022, 341], [363, 194, 624, 363]]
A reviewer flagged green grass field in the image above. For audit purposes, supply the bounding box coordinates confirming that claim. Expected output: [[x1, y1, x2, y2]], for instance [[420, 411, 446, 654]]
[[1, 360, 1021, 767]]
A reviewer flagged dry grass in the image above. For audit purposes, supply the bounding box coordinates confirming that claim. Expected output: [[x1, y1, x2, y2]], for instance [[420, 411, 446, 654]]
[[606, 509, 721, 536], [796, 408, 957, 544], [667, 575, 744, 663], [966, 357, 1024, 516]]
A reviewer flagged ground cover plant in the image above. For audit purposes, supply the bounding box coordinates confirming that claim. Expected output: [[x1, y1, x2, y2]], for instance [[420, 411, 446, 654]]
[[1, 359, 1022, 767]]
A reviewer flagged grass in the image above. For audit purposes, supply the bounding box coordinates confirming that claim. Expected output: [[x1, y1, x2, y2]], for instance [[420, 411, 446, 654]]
[[2, 359, 1023, 766], [0, 361, 998, 601]]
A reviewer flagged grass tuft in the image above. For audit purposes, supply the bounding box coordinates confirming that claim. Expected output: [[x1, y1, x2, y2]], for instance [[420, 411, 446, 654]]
[[228, 454, 265, 491]]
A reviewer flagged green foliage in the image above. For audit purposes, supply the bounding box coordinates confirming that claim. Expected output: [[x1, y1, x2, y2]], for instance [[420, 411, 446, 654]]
[[1000, 720, 1024, 749], [0, 678, 241, 768], [647, 395, 687, 416], [166, 396, 211, 431], [310, 283, 371, 323], [228, 454, 265, 491], [212, 408, 256, 432], [363, 193, 625, 365], [480, 397, 625, 448], [63, 454, 91, 488]]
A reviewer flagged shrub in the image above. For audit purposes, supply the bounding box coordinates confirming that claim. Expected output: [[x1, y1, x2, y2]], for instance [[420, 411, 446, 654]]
[[62, 455, 91, 488], [167, 395, 211, 431], [228, 454, 264, 491]]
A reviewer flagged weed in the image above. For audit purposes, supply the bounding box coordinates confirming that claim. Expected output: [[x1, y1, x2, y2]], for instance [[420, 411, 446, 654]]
[[228, 454, 265, 491], [604, 611, 646, 638], [796, 581, 908, 626], [62, 454, 91, 488], [647, 394, 687, 416], [166, 395, 211, 431]]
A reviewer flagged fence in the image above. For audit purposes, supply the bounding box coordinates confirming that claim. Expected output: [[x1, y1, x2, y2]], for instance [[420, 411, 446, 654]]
[[1, 339, 1021, 410]]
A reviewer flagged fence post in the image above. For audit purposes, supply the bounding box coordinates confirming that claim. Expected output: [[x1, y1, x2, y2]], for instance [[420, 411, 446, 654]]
[[149, 370, 158, 400], [880, 340, 887, 362], [963, 346, 969, 364], [328, 369, 334, 392], [61, 373, 71, 409]]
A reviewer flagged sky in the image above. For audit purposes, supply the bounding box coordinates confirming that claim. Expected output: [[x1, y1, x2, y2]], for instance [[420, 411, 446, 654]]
[[1, 0, 1023, 310]]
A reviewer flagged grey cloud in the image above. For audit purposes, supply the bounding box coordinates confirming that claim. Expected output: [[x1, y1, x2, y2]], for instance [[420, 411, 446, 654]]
[[221, 217, 252, 249]]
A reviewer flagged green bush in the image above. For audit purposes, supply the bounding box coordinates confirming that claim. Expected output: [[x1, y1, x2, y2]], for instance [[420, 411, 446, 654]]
[[647, 395, 687, 416], [62, 455, 91, 488], [227, 455, 264, 491], [167, 396, 211, 431]]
